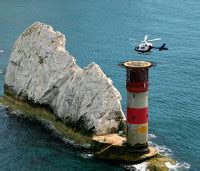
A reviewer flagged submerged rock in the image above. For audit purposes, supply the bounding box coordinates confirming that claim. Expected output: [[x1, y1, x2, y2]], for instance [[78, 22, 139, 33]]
[[4, 22, 125, 135]]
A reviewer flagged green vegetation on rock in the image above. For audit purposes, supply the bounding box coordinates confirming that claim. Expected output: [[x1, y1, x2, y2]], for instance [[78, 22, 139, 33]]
[[0, 95, 92, 145], [147, 154, 176, 170]]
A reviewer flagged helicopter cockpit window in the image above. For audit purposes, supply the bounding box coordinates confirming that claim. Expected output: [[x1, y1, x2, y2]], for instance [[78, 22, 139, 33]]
[[136, 46, 139, 49], [141, 47, 145, 49]]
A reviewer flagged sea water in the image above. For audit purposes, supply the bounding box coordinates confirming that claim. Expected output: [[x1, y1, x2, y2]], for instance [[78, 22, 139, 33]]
[[0, 0, 200, 170]]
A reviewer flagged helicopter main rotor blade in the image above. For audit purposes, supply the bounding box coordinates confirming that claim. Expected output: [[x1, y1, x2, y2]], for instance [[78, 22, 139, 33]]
[[128, 38, 136, 41], [131, 43, 137, 45], [148, 38, 161, 42], [144, 35, 148, 41]]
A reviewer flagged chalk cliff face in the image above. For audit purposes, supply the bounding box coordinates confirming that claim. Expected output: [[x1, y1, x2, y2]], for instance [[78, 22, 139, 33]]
[[5, 22, 125, 135]]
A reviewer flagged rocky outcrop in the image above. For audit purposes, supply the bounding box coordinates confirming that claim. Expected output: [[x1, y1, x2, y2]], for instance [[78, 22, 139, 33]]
[[4, 22, 125, 135]]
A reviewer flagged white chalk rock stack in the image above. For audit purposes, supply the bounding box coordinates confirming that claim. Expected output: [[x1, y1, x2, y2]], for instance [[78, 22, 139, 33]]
[[5, 22, 125, 135]]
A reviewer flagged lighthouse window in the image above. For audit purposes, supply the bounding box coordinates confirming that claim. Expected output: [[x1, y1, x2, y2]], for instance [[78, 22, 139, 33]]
[[128, 70, 148, 82]]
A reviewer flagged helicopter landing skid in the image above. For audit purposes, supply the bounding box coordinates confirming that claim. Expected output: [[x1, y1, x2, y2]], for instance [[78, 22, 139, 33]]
[[136, 51, 151, 55]]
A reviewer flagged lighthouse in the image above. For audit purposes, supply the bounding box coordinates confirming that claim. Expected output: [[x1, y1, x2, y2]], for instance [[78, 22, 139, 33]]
[[124, 61, 152, 153]]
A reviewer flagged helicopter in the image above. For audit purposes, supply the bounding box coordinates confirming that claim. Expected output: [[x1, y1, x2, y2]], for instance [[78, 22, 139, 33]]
[[133, 35, 168, 53]]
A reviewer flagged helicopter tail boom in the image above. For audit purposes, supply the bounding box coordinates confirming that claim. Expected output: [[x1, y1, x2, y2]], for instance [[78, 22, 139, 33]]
[[153, 43, 168, 51], [158, 43, 168, 51]]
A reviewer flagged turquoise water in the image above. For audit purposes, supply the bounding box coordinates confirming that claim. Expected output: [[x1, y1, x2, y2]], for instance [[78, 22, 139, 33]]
[[0, 0, 200, 170]]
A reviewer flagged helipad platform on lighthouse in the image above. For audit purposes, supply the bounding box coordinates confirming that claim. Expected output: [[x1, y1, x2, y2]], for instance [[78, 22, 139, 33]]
[[124, 61, 152, 68], [92, 134, 158, 163]]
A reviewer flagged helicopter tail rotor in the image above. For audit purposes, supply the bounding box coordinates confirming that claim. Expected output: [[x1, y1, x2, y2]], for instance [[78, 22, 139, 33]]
[[159, 43, 168, 51]]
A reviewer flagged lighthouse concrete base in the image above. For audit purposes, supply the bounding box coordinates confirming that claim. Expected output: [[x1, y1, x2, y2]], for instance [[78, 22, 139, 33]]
[[92, 134, 158, 164]]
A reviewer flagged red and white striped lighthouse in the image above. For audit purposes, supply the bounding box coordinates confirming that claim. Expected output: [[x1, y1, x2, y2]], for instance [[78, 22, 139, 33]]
[[124, 61, 152, 152]]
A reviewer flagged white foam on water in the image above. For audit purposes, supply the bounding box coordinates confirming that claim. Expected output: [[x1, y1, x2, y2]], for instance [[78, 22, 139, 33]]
[[122, 133, 190, 170], [148, 133, 157, 140], [80, 153, 93, 159], [62, 137, 90, 149], [165, 161, 190, 171], [148, 140, 172, 156], [122, 162, 148, 171], [0, 69, 3, 74], [148, 137, 190, 170], [0, 49, 3, 53], [155, 144, 173, 156]]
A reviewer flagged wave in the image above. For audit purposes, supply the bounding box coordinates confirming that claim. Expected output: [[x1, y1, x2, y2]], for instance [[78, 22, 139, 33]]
[[123, 162, 147, 171], [165, 161, 190, 171], [0, 68, 6, 74], [0, 49, 3, 53], [80, 152, 93, 159], [149, 141, 173, 156], [4, 107, 92, 150], [78, 132, 190, 170], [148, 133, 157, 140], [149, 138, 190, 170], [122, 134, 190, 170], [123, 161, 190, 171]]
